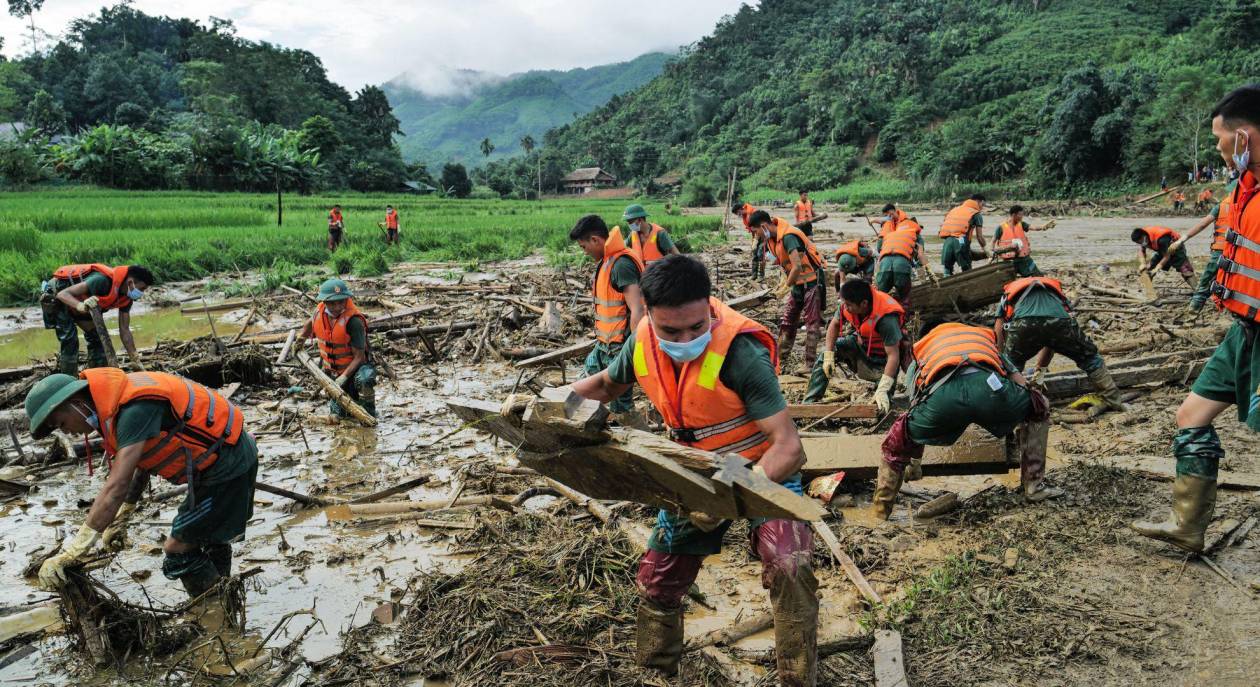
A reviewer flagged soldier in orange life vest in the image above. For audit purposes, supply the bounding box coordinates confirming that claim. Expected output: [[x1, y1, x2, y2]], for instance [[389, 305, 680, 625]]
[[297, 278, 378, 418], [24, 369, 258, 598], [994, 277, 1126, 415], [794, 190, 816, 236], [43, 264, 154, 375], [1196, 188, 1215, 212], [328, 204, 345, 252], [378, 205, 400, 246], [570, 214, 645, 416], [938, 194, 988, 276], [751, 210, 829, 371], [623, 204, 680, 263], [992, 205, 1049, 277], [570, 255, 817, 684], [732, 200, 766, 278], [1133, 225, 1197, 289], [1132, 85, 1260, 553], [1169, 175, 1238, 313], [805, 279, 907, 405], [874, 322, 1060, 520], [833, 238, 875, 289]]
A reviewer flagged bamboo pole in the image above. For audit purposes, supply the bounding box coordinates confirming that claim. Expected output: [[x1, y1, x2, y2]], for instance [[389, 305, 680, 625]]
[[87, 306, 118, 368], [294, 350, 377, 427]]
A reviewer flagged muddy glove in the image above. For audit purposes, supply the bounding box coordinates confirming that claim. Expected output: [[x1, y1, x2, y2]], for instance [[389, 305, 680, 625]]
[[38, 524, 101, 590], [772, 277, 792, 299], [76, 296, 99, 314], [1030, 367, 1047, 387], [101, 502, 136, 551], [1011, 239, 1025, 252], [904, 457, 923, 482], [499, 392, 535, 417], [688, 511, 723, 533], [872, 374, 895, 414], [822, 350, 836, 378]]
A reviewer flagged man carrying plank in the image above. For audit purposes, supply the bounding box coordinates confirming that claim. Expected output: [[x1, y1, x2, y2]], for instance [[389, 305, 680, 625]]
[[805, 279, 905, 409], [42, 264, 154, 375], [752, 210, 829, 371], [571, 215, 645, 416], [938, 194, 988, 276], [993, 276, 1126, 414], [1170, 176, 1237, 313], [1133, 225, 1197, 290], [623, 204, 680, 263], [992, 206, 1048, 277], [572, 254, 817, 685], [874, 322, 1060, 520], [297, 278, 377, 418], [24, 369, 257, 598], [1132, 85, 1260, 553]]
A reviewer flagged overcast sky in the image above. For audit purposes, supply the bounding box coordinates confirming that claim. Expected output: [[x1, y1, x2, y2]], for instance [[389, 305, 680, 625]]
[[0, 1, 752, 92]]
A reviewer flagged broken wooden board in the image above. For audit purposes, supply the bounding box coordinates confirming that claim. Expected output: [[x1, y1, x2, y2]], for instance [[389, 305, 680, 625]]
[[1138, 271, 1158, 300], [1041, 349, 1211, 400], [788, 403, 878, 420], [444, 395, 825, 521], [873, 629, 909, 687], [800, 428, 1012, 480], [909, 261, 1016, 315], [1089, 455, 1260, 490]]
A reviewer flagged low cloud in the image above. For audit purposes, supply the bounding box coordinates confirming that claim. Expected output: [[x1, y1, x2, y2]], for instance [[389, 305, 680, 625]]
[[391, 64, 504, 98]]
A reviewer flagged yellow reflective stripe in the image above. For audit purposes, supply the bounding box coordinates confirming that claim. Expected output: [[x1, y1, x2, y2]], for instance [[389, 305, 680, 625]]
[[633, 341, 648, 377], [696, 351, 724, 390], [595, 313, 627, 324]]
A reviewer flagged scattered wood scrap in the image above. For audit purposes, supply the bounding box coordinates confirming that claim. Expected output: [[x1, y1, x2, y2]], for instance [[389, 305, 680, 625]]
[[909, 261, 1016, 315], [294, 350, 376, 427], [873, 629, 909, 687], [1041, 347, 1213, 400], [787, 403, 878, 419], [799, 428, 1012, 480], [88, 306, 118, 368]]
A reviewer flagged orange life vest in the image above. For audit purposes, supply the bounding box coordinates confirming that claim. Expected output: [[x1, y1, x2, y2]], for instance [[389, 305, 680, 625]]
[[631, 297, 779, 460], [794, 199, 814, 224], [768, 218, 826, 284], [912, 323, 1006, 390], [1198, 190, 1213, 203], [593, 228, 645, 345], [385, 209, 399, 230], [312, 299, 368, 376], [1138, 226, 1179, 247], [879, 226, 918, 259], [835, 240, 872, 267], [629, 223, 668, 263], [83, 368, 244, 484], [328, 209, 343, 228], [998, 277, 1069, 322], [939, 199, 981, 239], [843, 290, 905, 357], [879, 209, 907, 239], [52, 264, 133, 312], [996, 221, 1031, 259], [1212, 196, 1233, 253], [1212, 171, 1260, 322], [738, 203, 757, 233]]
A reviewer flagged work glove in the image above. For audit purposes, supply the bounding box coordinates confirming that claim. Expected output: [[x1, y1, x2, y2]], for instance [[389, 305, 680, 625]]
[[688, 511, 724, 533], [38, 524, 101, 590], [76, 296, 99, 314], [904, 457, 923, 482], [873, 374, 895, 414], [822, 350, 836, 378], [773, 278, 792, 299], [101, 502, 136, 551], [1012, 239, 1025, 251], [499, 392, 535, 417], [1030, 367, 1047, 387]]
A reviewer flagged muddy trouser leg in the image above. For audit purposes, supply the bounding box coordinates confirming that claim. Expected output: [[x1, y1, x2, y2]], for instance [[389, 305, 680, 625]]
[[1189, 251, 1220, 310], [81, 323, 108, 369], [635, 549, 702, 675], [163, 549, 221, 599], [752, 519, 818, 686], [801, 285, 823, 370], [941, 237, 957, 277], [351, 363, 378, 417], [778, 291, 804, 366], [206, 543, 233, 576], [53, 308, 82, 375], [893, 273, 913, 308], [957, 240, 973, 272], [1131, 427, 1221, 552]]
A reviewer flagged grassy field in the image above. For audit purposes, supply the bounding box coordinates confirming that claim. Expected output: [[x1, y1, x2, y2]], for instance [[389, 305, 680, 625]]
[[0, 189, 725, 305]]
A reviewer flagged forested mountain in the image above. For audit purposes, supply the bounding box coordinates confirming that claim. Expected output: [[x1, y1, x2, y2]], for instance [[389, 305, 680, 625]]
[[518, 0, 1259, 199], [383, 52, 672, 168], [0, 4, 416, 191]]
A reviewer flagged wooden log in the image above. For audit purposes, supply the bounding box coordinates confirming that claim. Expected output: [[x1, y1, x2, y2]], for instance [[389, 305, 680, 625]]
[[1135, 186, 1178, 204], [873, 629, 909, 687], [812, 521, 882, 604], [788, 403, 878, 420], [909, 262, 1016, 314], [799, 428, 1012, 480], [180, 298, 254, 314], [684, 609, 774, 651], [294, 350, 376, 426], [513, 339, 596, 369], [1041, 351, 1210, 400], [913, 492, 960, 519], [87, 306, 118, 368], [0, 603, 61, 643], [384, 321, 479, 341], [325, 495, 514, 519], [347, 474, 431, 504], [276, 329, 297, 364], [537, 301, 565, 335], [794, 212, 828, 230]]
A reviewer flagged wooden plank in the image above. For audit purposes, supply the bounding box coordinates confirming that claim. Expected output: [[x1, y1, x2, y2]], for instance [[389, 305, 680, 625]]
[[87, 306, 118, 368], [180, 298, 254, 314], [276, 330, 297, 364], [873, 629, 909, 687], [812, 521, 882, 604], [294, 350, 377, 426], [788, 403, 878, 420], [1041, 352, 1209, 400], [1090, 455, 1260, 490], [800, 428, 1011, 480], [909, 261, 1016, 314]]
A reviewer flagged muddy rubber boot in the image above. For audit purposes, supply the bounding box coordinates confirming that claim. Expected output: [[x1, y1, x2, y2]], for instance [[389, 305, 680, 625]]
[[57, 352, 79, 376], [358, 382, 378, 418], [778, 328, 797, 371], [163, 551, 222, 599], [635, 598, 683, 675], [1130, 474, 1217, 553], [852, 357, 883, 383], [871, 462, 903, 520], [802, 328, 821, 372], [1086, 366, 1128, 414], [769, 564, 819, 687], [1018, 418, 1064, 502]]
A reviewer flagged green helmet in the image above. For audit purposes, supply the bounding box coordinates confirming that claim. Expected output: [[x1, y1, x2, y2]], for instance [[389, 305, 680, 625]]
[[622, 204, 648, 221], [317, 278, 353, 302], [837, 254, 857, 271], [25, 373, 88, 440]]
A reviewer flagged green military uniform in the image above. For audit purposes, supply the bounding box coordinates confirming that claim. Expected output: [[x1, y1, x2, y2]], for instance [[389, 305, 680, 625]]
[[804, 311, 902, 400], [993, 222, 1042, 277], [44, 273, 124, 375], [907, 356, 1030, 445], [941, 213, 983, 276], [1146, 233, 1192, 273], [1191, 320, 1260, 432], [585, 254, 642, 414], [1001, 289, 1104, 373], [1190, 202, 1225, 311], [875, 254, 913, 300], [330, 316, 378, 418], [836, 248, 876, 282]]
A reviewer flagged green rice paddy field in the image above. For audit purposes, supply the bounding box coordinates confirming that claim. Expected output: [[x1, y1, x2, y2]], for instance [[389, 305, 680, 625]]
[[0, 189, 725, 305]]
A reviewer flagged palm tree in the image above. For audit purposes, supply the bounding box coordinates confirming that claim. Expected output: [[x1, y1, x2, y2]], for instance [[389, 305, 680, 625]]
[[480, 137, 495, 158]]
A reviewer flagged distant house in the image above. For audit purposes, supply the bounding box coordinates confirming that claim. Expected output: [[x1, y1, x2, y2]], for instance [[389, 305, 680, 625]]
[[0, 122, 29, 141], [562, 167, 617, 194], [401, 180, 437, 194]]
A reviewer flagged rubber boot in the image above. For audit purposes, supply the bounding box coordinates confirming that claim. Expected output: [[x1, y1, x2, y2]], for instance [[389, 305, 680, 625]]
[[802, 328, 821, 372], [358, 382, 378, 418], [1131, 474, 1217, 553], [769, 564, 819, 686], [1018, 418, 1064, 502], [635, 598, 683, 675], [871, 462, 903, 520], [778, 328, 798, 371], [57, 352, 79, 376], [1086, 366, 1128, 414], [163, 550, 222, 599]]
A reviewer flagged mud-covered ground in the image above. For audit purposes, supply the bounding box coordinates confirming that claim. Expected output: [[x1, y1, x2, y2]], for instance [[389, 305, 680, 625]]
[[0, 206, 1256, 686]]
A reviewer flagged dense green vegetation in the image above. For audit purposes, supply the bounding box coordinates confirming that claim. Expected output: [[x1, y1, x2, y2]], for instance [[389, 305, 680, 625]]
[[0, 190, 723, 305], [384, 53, 672, 169], [0, 4, 418, 191], [529, 0, 1258, 202]]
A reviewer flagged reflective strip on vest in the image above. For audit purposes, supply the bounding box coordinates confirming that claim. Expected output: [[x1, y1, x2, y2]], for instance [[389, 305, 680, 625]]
[[697, 351, 724, 390]]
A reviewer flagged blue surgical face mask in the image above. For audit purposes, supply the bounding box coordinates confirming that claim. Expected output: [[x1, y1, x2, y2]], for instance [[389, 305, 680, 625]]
[[76, 404, 99, 432], [658, 329, 712, 363], [127, 287, 143, 300], [1233, 131, 1251, 173]]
